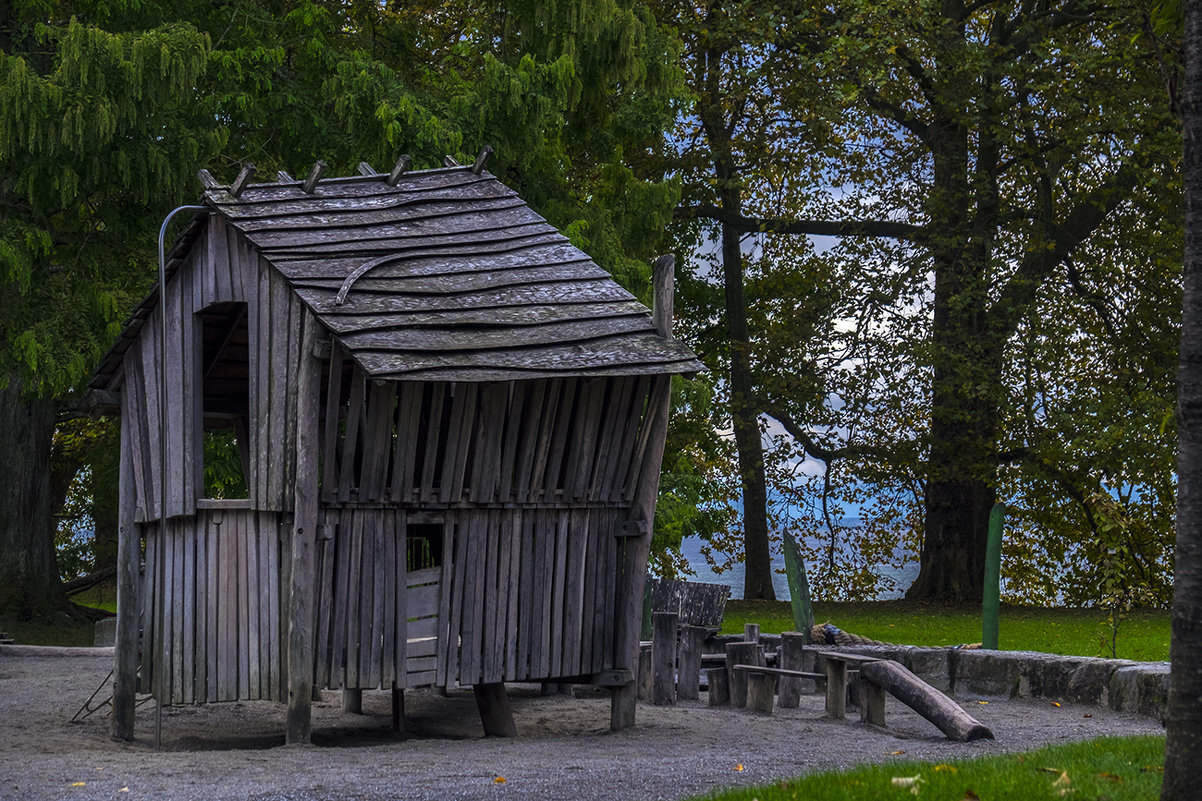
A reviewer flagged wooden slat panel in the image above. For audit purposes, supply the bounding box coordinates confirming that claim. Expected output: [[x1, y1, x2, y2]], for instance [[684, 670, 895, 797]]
[[549, 513, 568, 678], [543, 378, 579, 500], [315, 534, 334, 689], [440, 383, 478, 503], [165, 520, 179, 703], [267, 512, 283, 701], [458, 513, 482, 684], [435, 521, 455, 688], [316, 300, 650, 336], [368, 511, 386, 688], [579, 509, 596, 675], [469, 383, 507, 503], [390, 384, 421, 502], [181, 520, 195, 704], [361, 381, 396, 501], [616, 376, 654, 500], [418, 383, 446, 503], [138, 525, 155, 694], [497, 384, 524, 502], [330, 516, 351, 690], [337, 366, 367, 503], [320, 345, 345, 502], [482, 509, 502, 684], [194, 516, 207, 702], [237, 513, 251, 700], [281, 290, 303, 506], [490, 511, 511, 683], [444, 518, 468, 685], [569, 379, 606, 500], [382, 512, 397, 687], [346, 510, 364, 688], [406, 616, 440, 643], [257, 513, 272, 698], [564, 510, 587, 678], [233, 195, 536, 237], [139, 311, 163, 521], [408, 583, 441, 618], [266, 271, 291, 509], [253, 257, 271, 507], [206, 515, 219, 701], [514, 380, 547, 504]]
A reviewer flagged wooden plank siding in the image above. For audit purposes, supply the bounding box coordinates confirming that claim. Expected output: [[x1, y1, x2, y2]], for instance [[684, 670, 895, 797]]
[[140, 510, 285, 705], [320, 376, 653, 509]]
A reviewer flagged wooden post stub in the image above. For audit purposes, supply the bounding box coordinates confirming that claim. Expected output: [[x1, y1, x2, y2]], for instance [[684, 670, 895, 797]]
[[276, 170, 293, 183], [473, 683, 517, 737], [743, 623, 760, 644], [707, 667, 730, 706], [726, 642, 764, 709], [386, 154, 412, 186], [861, 679, 886, 727], [443, 155, 461, 167], [302, 160, 327, 194], [229, 163, 256, 198], [746, 672, 777, 715], [471, 145, 494, 175], [777, 631, 806, 708], [824, 657, 848, 719], [391, 686, 405, 733], [357, 161, 376, 176], [676, 625, 707, 701], [342, 687, 363, 714], [197, 168, 219, 189], [652, 254, 674, 338], [637, 642, 653, 700], [651, 611, 678, 705]]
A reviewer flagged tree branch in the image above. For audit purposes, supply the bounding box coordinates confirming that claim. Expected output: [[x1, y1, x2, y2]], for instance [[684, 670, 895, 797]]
[[675, 204, 923, 239]]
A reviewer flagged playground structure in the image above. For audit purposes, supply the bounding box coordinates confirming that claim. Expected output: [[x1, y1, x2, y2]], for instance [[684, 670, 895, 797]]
[[85, 155, 703, 744]]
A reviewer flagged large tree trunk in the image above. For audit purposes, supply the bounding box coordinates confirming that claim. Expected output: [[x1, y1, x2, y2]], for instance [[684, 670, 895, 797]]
[[0, 379, 69, 617], [720, 211, 776, 601], [1163, 2, 1202, 796]]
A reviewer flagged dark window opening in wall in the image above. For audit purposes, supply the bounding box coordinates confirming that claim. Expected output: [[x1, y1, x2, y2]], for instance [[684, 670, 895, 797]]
[[406, 523, 443, 572], [199, 302, 250, 499]]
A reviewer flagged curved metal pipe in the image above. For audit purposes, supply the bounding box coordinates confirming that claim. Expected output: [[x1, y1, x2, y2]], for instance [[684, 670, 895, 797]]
[[154, 204, 208, 749]]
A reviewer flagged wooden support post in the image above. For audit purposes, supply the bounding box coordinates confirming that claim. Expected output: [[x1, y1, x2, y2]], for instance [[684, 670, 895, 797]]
[[112, 409, 140, 741], [473, 683, 517, 737], [824, 657, 848, 719], [726, 642, 764, 709], [638, 643, 653, 700], [861, 679, 887, 727], [676, 625, 707, 701], [651, 612, 678, 705], [286, 311, 321, 745], [746, 673, 777, 715], [391, 686, 405, 733], [610, 371, 672, 731], [743, 623, 760, 644], [777, 632, 806, 708], [707, 667, 730, 706], [342, 688, 363, 714]]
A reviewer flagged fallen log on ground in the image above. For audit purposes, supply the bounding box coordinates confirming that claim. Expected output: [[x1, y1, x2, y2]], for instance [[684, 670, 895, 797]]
[[858, 659, 994, 741]]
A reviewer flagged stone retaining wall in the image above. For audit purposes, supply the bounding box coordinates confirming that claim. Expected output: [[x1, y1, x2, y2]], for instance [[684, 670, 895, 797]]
[[704, 634, 1169, 723]]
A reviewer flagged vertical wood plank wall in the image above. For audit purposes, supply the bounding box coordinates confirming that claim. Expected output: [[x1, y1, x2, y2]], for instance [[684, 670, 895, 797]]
[[139, 510, 284, 703], [121, 217, 303, 521]]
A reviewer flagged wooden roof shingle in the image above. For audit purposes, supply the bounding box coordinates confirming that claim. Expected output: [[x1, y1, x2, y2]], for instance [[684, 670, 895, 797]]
[[89, 164, 702, 391]]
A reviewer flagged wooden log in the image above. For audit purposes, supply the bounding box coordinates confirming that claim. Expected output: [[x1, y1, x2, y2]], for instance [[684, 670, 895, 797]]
[[707, 667, 730, 707], [676, 625, 707, 701], [777, 631, 806, 708], [651, 612, 677, 705], [825, 656, 847, 719], [285, 310, 320, 745], [473, 683, 517, 737], [726, 641, 764, 709], [857, 660, 995, 741], [746, 672, 777, 715]]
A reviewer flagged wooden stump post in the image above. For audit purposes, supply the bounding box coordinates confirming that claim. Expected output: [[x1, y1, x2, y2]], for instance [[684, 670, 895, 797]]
[[638, 642, 653, 700], [746, 672, 778, 715], [824, 656, 848, 719], [744, 623, 760, 644], [777, 632, 806, 708], [391, 686, 405, 733], [342, 688, 363, 714], [860, 679, 886, 727], [677, 625, 707, 701], [111, 415, 140, 741], [707, 667, 730, 706], [726, 642, 764, 709], [651, 611, 678, 705], [473, 683, 517, 737]]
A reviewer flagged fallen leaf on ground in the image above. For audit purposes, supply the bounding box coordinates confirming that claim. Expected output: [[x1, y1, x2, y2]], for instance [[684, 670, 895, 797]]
[[933, 765, 958, 773], [733, 764, 744, 772], [890, 750, 906, 755], [493, 777, 506, 784], [891, 775, 925, 795], [1098, 772, 1123, 783], [1051, 701, 1061, 707]]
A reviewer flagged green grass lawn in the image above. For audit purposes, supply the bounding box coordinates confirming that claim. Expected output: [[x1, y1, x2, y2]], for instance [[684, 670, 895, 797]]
[[722, 599, 1171, 662], [694, 735, 1166, 801]]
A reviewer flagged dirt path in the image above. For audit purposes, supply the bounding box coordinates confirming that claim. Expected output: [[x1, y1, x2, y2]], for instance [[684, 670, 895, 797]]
[[0, 651, 1164, 801]]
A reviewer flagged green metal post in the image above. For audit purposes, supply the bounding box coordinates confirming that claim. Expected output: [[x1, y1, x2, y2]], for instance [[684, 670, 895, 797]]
[[982, 502, 1005, 650], [782, 531, 815, 642]]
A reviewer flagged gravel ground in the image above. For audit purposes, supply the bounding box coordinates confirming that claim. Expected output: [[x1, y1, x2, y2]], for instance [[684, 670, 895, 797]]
[[0, 650, 1165, 801]]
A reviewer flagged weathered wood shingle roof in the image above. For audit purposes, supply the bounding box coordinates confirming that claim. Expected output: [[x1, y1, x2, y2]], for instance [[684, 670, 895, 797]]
[[92, 164, 703, 390]]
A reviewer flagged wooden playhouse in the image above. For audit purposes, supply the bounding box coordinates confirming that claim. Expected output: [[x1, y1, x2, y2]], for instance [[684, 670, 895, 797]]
[[86, 157, 702, 743]]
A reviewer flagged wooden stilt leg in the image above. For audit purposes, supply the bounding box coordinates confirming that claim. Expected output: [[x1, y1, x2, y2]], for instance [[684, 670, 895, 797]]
[[473, 683, 517, 737]]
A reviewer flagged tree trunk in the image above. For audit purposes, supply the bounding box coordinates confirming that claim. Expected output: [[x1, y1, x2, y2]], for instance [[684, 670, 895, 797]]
[[721, 210, 776, 601], [1163, 2, 1202, 796], [0, 379, 69, 617]]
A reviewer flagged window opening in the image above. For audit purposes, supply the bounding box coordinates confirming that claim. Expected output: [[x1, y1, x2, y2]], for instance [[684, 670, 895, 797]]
[[199, 302, 250, 499]]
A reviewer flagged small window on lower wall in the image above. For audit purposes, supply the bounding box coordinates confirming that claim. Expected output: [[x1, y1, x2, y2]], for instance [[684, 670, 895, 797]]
[[407, 523, 443, 572]]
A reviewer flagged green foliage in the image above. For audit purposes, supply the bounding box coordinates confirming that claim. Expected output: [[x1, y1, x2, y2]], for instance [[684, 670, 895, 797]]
[[202, 429, 248, 500], [1088, 493, 1165, 658], [693, 736, 1166, 801], [721, 599, 1172, 662]]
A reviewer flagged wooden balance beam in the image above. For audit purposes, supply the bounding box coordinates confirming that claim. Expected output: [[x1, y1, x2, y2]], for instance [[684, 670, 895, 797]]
[[857, 659, 994, 741]]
